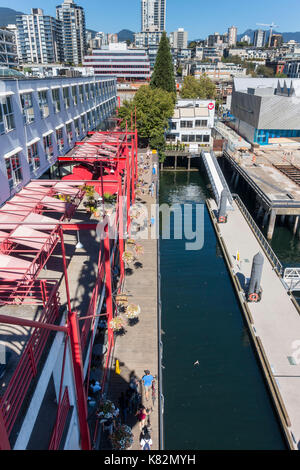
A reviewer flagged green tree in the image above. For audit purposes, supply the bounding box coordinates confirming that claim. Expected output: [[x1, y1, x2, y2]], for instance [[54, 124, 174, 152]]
[[150, 31, 176, 93], [275, 72, 288, 78], [180, 75, 216, 99], [118, 85, 174, 154], [256, 65, 274, 77]]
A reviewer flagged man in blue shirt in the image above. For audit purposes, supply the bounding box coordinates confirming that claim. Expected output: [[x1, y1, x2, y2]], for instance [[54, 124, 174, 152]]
[[142, 370, 154, 401]]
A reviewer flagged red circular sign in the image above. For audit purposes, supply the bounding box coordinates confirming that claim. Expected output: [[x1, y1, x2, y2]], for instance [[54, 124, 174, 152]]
[[208, 103, 215, 110]]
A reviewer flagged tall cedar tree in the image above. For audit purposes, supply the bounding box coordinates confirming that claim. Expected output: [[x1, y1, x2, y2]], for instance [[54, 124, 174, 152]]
[[150, 32, 176, 93]]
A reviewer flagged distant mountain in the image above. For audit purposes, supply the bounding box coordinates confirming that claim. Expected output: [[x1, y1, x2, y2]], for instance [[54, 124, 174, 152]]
[[118, 29, 135, 43], [0, 7, 24, 26], [238, 29, 300, 43]]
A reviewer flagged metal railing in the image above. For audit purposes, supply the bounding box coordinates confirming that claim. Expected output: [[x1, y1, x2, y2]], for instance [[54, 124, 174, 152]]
[[233, 193, 283, 275], [283, 268, 300, 291], [210, 150, 234, 206], [0, 283, 61, 436]]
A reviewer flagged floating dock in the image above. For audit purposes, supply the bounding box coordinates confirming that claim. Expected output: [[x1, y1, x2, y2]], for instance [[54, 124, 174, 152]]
[[207, 195, 300, 450]]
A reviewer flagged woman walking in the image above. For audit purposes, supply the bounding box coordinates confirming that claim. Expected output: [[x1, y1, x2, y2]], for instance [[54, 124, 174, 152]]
[[136, 406, 150, 431]]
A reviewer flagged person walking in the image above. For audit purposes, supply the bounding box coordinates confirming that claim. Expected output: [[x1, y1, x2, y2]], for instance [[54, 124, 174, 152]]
[[136, 406, 149, 431], [140, 427, 153, 450], [142, 370, 154, 401]]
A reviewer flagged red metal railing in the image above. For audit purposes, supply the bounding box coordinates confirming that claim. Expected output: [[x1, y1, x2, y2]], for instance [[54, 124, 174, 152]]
[[80, 264, 104, 353], [0, 283, 61, 436], [48, 388, 70, 450]]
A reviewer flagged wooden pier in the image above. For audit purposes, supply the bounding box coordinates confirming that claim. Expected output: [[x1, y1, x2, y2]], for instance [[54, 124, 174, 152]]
[[107, 151, 160, 450]]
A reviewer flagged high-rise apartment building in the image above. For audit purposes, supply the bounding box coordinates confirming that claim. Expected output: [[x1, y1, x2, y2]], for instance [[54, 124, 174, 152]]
[[254, 29, 266, 48], [228, 26, 237, 46], [0, 28, 18, 67], [170, 28, 188, 49], [56, 0, 86, 65], [141, 0, 166, 32], [15, 9, 64, 64]]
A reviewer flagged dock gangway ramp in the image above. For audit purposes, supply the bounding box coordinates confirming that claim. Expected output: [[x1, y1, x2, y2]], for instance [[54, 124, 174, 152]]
[[201, 150, 233, 210]]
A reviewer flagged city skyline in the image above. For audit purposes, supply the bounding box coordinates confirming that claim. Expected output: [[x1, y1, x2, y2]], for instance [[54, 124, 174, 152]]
[[1, 0, 300, 39]]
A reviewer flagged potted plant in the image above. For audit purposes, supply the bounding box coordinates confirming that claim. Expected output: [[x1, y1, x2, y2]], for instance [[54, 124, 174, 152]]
[[97, 399, 119, 423], [110, 424, 134, 450], [125, 304, 141, 319], [122, 251, 134, 265], [109, 315, 127, 332]]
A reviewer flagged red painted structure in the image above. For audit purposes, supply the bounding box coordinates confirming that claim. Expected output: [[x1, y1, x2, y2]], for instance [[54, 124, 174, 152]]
[[0, 123, 138, 450]]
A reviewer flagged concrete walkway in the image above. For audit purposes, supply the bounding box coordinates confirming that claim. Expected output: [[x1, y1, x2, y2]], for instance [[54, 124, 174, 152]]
[[107, 150, 159, 450], [209, 198, 300, 449]]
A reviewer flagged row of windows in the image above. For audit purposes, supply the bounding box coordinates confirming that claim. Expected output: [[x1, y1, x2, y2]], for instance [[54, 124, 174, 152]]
[[0, 81, 115, 131], [5, 99, 116, 189], [170, 120, 208, 130], [181, 134, 210, 143]]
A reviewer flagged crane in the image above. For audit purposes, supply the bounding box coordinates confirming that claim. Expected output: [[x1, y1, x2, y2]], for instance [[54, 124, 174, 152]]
[[256, 22, 279, 47]]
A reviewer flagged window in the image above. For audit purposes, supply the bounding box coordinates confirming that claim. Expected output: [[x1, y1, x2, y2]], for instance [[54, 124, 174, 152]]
[[43, 133, 54, 159], [195, 120, 208, 128], [180, 121, 193, 128], [74, 118, 80, 139], [171, 122, 177, 130], [0, 96, 15, 134], [81, 115, 86, 134], [52, 89, 61, 113], [79, 85, 84, 103], [182, 135, 188, 142], [63, 87, 70, 109], [90, 84, 95, 100], [85, 84, 90, 100], [188, 135, 196, 142], [6, 152, 22, 190], [38, 91, 49, 119], [87, 111, 92, 130], [20, 93, 34, 125], [27, 142, 40, 173], [196, 135, 203, 142], [56, 128, 64, 152], [66, 123, 73, 145], [203, 135, 210, 143], [72, 86, 78, 106]]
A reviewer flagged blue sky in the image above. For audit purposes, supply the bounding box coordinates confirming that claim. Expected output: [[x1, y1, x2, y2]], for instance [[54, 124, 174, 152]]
[[1, 0, 300, 39]]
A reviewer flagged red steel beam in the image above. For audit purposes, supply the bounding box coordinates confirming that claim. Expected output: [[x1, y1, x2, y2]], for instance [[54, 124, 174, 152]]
[[104, 224, 114, 347], [0, 314, 68, 333], [68, 310, 91, 450]]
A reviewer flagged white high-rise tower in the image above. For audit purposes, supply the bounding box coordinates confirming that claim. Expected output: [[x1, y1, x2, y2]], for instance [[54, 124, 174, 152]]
[[56, 0, 86, 65], [141, 0, 166, 32]]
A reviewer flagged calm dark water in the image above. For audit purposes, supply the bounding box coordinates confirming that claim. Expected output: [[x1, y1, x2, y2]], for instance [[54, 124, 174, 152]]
[[160, 171, 286, 450]]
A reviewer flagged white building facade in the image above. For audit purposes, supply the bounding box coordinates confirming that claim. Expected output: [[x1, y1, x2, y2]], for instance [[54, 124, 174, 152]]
[[170, 28, 188, 50], [16, 9, 64, 65], [166, 99, 215, 148], [0, 75, 117, 204], [83, 43, 151, 81], [141, 0, 166, 32]]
